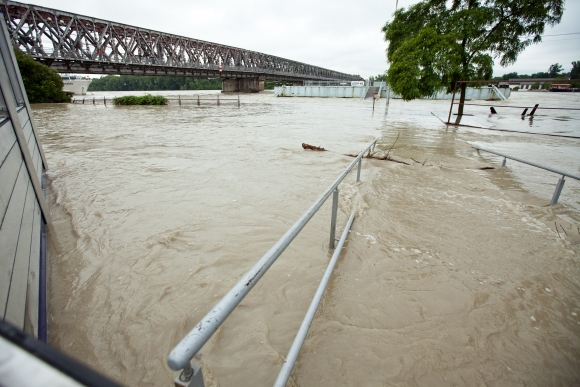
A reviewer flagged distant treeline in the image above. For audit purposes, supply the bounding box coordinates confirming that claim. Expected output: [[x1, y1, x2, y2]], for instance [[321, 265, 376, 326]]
[[88, 75, 223, 91]]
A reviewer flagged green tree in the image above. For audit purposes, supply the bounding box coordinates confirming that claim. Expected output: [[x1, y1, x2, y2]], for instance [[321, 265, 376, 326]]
[[548, 63, 563, 77], [382, 0, 563, 123], [14, 48, 70, 103], [571, 61, 580, 79], [502, 72, 518, 80]]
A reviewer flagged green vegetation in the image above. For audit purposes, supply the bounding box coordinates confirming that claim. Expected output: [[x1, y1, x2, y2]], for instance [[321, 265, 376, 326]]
[[14, 48, 70, 103], [89, 75, 222, 91], [112, 94, 168, 105], [571, 61, 580, 79], [382, 0, 563, 122]]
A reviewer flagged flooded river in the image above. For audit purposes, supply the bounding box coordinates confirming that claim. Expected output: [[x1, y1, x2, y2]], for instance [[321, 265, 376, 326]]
[[32, 90, 580, 386]]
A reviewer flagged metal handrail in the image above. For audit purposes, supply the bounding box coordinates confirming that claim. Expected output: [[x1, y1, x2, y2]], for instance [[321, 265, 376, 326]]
[[167, 140, 377, 382], [473, 146, 579, 205], [274, 212, 355, 387]]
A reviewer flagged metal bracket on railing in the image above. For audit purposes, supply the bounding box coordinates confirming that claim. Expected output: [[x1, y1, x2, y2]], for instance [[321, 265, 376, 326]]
[[174, 362, 204, 387]]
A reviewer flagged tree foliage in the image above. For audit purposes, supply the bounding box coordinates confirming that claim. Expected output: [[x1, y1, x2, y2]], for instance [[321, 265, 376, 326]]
[[382, 0, 564, 107], [14, 48, 70, 103], [571, 61, 580, 79], [548, 63, 563, 77], [89, 75, 223, 91]]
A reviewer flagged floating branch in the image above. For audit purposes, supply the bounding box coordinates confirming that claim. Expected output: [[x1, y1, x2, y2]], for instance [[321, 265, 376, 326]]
[[302, 143, 326, 151], [344, 153, 410, 165]]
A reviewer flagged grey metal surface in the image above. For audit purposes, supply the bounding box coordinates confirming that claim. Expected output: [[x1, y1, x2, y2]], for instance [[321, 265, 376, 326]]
[[167, 140, 376, 371], [329, 189, 338, 249], [273, 212, 355, 387], [0, 1, 359, 82], [474, 146, 580, 181], [0, 14, 46, 338]]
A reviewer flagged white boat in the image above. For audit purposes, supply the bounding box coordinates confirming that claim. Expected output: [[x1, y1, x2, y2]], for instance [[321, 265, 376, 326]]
[[60, 74, 92, 95]]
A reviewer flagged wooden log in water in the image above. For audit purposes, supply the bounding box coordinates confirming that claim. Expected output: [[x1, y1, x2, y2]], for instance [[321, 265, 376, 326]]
[[302, 143, 326, 151]]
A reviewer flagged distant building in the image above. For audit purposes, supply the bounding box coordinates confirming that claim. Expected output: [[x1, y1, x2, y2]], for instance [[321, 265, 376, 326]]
[[498, 78, 567, 90]]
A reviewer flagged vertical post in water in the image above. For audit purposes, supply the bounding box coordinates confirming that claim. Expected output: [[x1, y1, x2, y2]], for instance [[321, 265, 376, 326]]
[[529, 104, 539, 116], [373, 97, 375, 112], [217, 95, 220, 106], [93, 97, 95, 105], [550, 176, 566, 206], [104, 96, 106, 106], [447, 81, 458, 124], [179, 95, 181, 106], [356, 159, 362, 182], [238, 95, 240, 107], [329, 189, 339, 249], [501, 157, 506, 167], [82, 97, 85, 104], [197, 95, 200, 106]]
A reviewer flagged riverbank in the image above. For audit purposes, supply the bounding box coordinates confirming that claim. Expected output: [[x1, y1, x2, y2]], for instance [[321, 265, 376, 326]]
[[32, 91, 579, 386]]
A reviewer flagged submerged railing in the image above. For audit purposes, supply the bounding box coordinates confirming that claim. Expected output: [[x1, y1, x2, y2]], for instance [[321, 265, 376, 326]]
[[167, 140, 377, 386], [474, 146, 580, 205]]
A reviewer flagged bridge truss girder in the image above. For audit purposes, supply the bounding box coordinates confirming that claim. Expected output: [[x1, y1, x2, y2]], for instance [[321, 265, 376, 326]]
[[0, 1, 360, 82]]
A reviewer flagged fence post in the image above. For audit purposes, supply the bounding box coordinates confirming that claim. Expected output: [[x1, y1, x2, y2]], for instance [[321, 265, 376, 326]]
[[550, 176, 566, 206], [329, 189, 339, 249], [356, 159, 362, 182]]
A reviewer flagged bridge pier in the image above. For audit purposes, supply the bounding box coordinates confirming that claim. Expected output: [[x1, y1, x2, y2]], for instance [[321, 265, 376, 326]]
[[222, 77, 265, 93]]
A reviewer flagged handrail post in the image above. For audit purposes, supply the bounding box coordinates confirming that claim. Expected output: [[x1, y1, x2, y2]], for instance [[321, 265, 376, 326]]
[[329, 189, 339, 249], [356, 159, 362, 182], [550, 176, 566, 206]]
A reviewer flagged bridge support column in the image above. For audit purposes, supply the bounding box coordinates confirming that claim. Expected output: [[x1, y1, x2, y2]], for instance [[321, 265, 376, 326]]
[[222, 77, 264, 93]]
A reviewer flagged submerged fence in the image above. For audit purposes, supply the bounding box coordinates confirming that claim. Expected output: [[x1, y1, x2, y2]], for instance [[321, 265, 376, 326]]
[[71, 95, 241, 106], [167, 140, 377, 387]]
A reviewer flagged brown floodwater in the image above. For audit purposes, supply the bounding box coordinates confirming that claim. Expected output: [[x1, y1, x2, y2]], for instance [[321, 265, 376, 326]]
[[32, 90, 580, 386]]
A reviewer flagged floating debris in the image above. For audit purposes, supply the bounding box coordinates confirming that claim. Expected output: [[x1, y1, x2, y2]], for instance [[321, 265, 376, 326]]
[[302, 143, 326, 151]]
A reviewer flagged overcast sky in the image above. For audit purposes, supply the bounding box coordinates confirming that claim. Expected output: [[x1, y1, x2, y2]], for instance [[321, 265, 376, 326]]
[[33, 0, 580, 78]]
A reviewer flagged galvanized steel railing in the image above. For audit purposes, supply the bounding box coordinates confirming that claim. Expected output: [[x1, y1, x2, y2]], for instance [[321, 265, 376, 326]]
[[474, 146, 580, 205], [168, 140, 377, 386]]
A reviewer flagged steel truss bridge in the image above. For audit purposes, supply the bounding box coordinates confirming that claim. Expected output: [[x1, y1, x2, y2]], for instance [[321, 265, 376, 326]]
[[0, 1, 359, 82]]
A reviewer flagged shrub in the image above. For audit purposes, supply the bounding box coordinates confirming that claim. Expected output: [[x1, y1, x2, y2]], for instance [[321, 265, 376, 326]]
[[112, 94, 168, 105]]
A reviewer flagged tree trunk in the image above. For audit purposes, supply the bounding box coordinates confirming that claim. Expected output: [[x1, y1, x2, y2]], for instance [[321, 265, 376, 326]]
[[454, 82, 467, 125]]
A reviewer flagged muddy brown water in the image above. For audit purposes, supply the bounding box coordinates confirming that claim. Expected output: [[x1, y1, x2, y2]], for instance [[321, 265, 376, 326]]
[[32, 90, 580, 386]]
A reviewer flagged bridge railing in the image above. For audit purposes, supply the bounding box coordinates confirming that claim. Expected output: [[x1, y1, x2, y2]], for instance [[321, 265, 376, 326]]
[[167, 140, 377, 386]]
